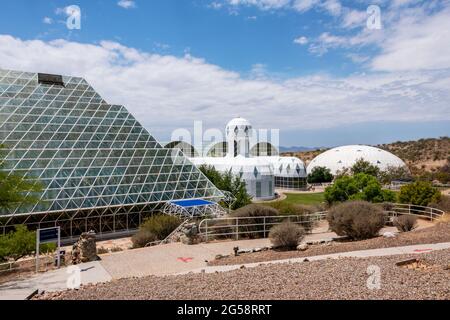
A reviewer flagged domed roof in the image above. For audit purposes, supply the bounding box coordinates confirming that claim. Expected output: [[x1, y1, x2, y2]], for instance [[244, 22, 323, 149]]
[[307, 145, 407, 175], [226, 117, 252, 128], [261, 156, 307, 178]]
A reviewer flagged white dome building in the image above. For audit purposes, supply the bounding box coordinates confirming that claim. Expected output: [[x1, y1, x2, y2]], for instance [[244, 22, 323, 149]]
[[168, 117, 308, 200], [307, 145, 407, 176], [261, 157, 308, 190]]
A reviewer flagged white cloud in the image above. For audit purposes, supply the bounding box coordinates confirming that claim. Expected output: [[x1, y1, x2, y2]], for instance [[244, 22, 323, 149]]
[[371, 5, 450, 71], [0, 35, 448, 138], [292, 0, 320, 12], [341, 9, 367, 29], [43, 17, 53, 25], [320, 0, 341, 16], [293, 36, 308, 45], [117, 0, 136, 9]]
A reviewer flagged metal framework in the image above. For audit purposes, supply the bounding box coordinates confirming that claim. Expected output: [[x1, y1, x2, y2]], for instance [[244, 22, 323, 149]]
[[0, 69, 223, 239], [162, 199, 226, 219]]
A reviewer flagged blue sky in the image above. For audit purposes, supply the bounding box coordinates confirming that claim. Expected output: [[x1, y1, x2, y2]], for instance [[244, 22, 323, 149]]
[[0, 0, 449, 147]]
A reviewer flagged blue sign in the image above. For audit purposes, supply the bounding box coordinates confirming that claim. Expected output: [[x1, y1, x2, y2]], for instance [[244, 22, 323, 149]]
[[39, 228, 59, 243]]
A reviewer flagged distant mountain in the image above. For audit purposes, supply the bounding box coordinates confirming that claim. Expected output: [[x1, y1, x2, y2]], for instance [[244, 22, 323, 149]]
[[279, 146, 322, 153]]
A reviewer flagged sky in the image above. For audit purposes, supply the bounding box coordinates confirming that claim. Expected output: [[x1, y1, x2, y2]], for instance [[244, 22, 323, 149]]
[[0, 0, 449, 147]]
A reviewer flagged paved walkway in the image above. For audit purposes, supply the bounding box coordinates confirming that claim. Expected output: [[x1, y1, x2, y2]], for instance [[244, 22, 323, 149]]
[[0, 261, 111, 300]]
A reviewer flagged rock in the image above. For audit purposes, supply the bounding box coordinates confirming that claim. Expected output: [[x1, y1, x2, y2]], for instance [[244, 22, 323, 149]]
[[383, 232, 397, 238], [215, 254, 229, 260], [253, 248, 262, 253], [297, 243, 309, 251], [238, 249, 253, 254], [72, 231, 97, 264]]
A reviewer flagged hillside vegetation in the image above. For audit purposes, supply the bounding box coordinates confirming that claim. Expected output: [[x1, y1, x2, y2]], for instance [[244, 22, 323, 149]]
[[282, 137, 450, 180]]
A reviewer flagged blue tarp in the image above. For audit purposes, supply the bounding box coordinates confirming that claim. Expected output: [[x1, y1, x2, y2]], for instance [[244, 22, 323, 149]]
[[169, 199, 215, 208]]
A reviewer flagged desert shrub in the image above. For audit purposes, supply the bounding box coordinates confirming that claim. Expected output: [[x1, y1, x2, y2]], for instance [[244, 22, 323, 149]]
[[430, 195, 450, 213], [398, 181, 441, 206], [269, 222, 305, 249], [140, 214, 182, 240], [110, 246, 123, 253], [132, 214, 182, 248], [131, 230, 158, 249], [230, 204, 280, 239], [97, 247, 109, 255], [327, 201, 386, 240], [269, 203, 316, 232], [393, 215, 418, 232]]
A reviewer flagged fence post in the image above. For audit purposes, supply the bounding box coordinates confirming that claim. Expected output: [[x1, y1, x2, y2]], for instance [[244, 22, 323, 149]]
[[263, 217, 266, 238], [205, 220, 209, 243], [236, 218, 239, 241]]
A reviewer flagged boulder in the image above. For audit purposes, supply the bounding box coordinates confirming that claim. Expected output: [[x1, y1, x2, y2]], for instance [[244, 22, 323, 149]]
[[297, 243, 309, 251], [72, 231, 97, 264], [383, 232, 397, 238]]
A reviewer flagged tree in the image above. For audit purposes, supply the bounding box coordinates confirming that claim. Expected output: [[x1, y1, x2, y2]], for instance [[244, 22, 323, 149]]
[[324, 173, 396, 205], [0, 145, 43, 210], [398, 181, 441, 206], [0, 225, 55, 262], [199, 165, 252, 210], [351, 158, 380, 177], [378, 165, 412, 185], [307, 166, 333, 184]]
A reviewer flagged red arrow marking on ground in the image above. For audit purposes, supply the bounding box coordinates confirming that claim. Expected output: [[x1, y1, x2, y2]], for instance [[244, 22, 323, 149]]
[[177, 257, 194, 263], [414, 249, 433, 253]]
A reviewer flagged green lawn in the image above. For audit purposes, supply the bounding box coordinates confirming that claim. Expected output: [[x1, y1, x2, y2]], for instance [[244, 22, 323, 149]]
[[281, 193, 325, 206]]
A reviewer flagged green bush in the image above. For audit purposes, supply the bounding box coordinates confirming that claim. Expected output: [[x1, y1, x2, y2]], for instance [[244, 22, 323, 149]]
[[307, 166, 333, 183], [398, 181, 441, 206], [269, 222, 305, 249], [325, 173, 396, 205], [351, 159, 380, 177], [0, 225, 55, 262], [327, 201, 386, 240], [394, 215, 418, 232], [199, 165, 252, 210]]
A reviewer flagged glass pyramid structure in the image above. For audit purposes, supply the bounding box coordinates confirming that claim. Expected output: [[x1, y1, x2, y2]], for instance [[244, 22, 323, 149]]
[[0, 69, 223, 238]]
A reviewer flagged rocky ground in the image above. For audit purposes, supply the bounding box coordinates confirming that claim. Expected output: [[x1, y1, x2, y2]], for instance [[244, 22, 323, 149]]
[[208, 222, 450, 266], [36, 249, 450, 300]]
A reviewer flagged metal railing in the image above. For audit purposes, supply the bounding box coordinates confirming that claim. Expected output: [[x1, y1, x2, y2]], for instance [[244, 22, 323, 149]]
[[198, 203, 445, 242], [388, 203, 445, 221], [199, 212, 327, 242]]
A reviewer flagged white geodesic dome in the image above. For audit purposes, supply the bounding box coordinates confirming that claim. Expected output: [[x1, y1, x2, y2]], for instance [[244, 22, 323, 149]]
[[307, 145, 407, 175], [261, 156, 307, 178]]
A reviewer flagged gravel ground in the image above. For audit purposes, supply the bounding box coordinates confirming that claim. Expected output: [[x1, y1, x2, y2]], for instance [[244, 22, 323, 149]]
[[208, 222, 450, 266], [36, 249, 450, 300]]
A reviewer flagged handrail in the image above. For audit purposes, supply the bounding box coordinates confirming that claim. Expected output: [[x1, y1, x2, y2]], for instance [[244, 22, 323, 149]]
[[198, 203, 445, 242]]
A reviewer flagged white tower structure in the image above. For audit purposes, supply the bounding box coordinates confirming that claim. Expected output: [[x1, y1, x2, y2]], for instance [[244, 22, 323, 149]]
[[226, 117, 252, 158]]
